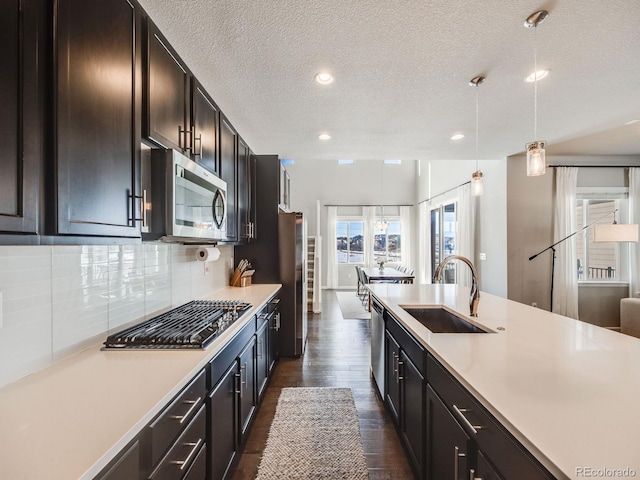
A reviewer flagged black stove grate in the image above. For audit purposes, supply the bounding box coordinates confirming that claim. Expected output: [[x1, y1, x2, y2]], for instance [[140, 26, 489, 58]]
[[103, 300, 252, 349]]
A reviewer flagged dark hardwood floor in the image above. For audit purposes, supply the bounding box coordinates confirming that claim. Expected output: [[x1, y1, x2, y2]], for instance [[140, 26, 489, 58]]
[[229, 289, 414, 480]]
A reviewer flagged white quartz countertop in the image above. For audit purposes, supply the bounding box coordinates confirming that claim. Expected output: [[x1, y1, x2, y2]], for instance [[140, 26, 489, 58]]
[[369, 283, 640, 480], [0, 284, 281, 480]]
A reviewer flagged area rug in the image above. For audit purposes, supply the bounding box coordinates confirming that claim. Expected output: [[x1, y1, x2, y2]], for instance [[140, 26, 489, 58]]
[[335, 291, 370, 320], [255, 387, 369, 479]]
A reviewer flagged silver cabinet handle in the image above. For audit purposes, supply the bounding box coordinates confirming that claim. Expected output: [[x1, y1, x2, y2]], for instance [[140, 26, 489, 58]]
[[392, 352, 399, 383], [179, 126, 192, 153], [257, 339, 263, 358], [275, 312, 281, 330], [169, 397, 201, 424], [130, 190, 147, 227], [454, 445, 466, 480], [469, 468, 478, 480], [192, 132, 202, 157], [235, 372, 242, 396], [397, 360, 404, 382], [170, 438, 202, 470], [241, 362, 248, 394], [453, 405, 483, 435]]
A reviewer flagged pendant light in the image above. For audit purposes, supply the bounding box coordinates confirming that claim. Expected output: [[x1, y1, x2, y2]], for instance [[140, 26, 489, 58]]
[[469, 75, 485, 196], [524, 9, 548, 177], [375, 160, 389, 230]]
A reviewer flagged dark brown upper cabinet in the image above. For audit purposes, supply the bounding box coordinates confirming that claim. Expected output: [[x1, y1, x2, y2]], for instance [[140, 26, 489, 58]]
[[191, 78, 220, 175], [0, 0, 45, 240], [145, 20, 190, 153], [237, 136, 255, 242], [53, 0, 142, 238], [220, 115, 238, 242]]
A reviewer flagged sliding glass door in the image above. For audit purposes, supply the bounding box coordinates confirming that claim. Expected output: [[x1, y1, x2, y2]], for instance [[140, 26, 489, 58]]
[[431, 202, 457, 283]]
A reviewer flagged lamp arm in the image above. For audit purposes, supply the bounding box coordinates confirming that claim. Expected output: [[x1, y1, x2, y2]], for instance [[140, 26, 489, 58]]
[[528, 209, 618, 261]]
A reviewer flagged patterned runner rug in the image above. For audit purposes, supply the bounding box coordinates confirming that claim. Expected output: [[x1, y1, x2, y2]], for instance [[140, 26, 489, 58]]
[[255, 387, 369, 479]]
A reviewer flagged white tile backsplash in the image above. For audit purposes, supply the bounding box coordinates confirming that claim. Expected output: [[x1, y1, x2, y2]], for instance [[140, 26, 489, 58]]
[[0, 243, 234, 387]]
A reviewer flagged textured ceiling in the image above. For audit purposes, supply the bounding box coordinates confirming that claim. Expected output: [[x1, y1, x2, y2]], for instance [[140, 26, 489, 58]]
[[136, 0, 640, 162]]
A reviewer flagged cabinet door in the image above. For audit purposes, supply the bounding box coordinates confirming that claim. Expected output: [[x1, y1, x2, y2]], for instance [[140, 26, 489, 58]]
[[0, 0, 41, 236], [400, 351, 425, 479], [426, 385, 470, 480], [256, 320, 269, 399], [96, 440, 139, 480], [385, 331, 401, 425], [237, 136, 251, 242], [191, 78, 219, 175], [146, 21, 189, 152], [238, 337, 256, 441], [475, 451, 504, 480], [55, 0, 142, 237], [220, 115, 238, 242], [208, 363, 238, 480]]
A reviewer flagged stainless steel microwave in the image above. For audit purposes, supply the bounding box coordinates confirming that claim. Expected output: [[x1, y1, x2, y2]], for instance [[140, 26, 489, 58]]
[[146, 149, 227, 243]]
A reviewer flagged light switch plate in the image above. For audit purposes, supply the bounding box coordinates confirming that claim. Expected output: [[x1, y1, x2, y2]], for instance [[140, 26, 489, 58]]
[[479, 252, 487, 261]]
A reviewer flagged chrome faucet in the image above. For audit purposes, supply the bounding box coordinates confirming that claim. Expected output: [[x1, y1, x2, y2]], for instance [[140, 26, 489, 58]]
[[433, 255, 480, 317]]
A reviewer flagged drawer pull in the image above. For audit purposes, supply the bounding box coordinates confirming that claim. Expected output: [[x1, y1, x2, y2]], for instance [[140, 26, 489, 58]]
[[453, 404, 483, 435], [454, 445, 466, 480], [170, 438, 202, 471], [169, 397, 202, 424], [397, 360, 404, 382]]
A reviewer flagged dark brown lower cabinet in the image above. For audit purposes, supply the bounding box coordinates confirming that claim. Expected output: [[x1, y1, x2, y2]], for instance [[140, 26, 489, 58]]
[[96, 441, 140, 480], [208, 363, 238, 480], [426, 384, 470, 480], [385, 320, 425, 479]]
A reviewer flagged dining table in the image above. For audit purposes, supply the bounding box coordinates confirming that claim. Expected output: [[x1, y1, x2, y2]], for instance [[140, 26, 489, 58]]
[[361, 266, 415, 284]]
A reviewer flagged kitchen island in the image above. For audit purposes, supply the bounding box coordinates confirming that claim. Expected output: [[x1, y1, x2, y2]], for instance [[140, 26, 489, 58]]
[[0, 284, 281, 480], [369, 283, 640, 480]]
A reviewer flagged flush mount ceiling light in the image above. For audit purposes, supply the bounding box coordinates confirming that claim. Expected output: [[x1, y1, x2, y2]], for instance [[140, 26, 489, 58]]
[[469, 75, 485, 197], [318, 133, 331, 140], [624, 119, 640, 126], [525, 69, 549, 83], [524, 9, 549, 177], [314, 72, 334, 85], [451, 133, 465, 140]]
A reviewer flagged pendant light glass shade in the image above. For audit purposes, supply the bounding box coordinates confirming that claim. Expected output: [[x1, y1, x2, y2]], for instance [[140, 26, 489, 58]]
[[471, 170, 484, 196], [526, 140, 546, 176]]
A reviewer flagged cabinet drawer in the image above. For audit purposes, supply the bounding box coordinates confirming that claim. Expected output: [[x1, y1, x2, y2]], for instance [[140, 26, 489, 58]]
[[150, 405, 206, 480], [149, 369, 206, 466], [385, 311, 426, 376], [426, 354, 554, 480], [182, 440, 206, 480]]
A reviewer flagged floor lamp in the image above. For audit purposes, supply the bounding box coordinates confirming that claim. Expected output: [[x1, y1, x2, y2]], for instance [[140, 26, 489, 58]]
[[529, 210, 639, 311]]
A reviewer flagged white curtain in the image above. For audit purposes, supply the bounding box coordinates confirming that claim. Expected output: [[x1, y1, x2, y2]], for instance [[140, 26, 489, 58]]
[[553, 167, 579, 318], [417, 201, 431, 284], [326, 206, 338, 288], [456, 183, 475, 287], [363, 206, 376, 266], [400, 206, 412, 270], [630, 168, 640, 298]]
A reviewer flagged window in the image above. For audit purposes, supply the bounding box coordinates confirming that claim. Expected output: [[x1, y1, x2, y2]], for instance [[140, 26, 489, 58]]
[[431, 202, 457, 283], [336, 220, 364, 264], [374, 220, 402, 264], [576, 190, 629, 282]]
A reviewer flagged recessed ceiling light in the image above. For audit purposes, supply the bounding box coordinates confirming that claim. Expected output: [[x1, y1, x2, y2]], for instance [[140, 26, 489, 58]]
[[314, 72, 334, 85], [451, 134, 465, 140], [337, 159, 353, 165], [624, 119, 640, 126], [318, 133, 331, 140], [384, 159, 401, 165], [525, 69, 549, 83]]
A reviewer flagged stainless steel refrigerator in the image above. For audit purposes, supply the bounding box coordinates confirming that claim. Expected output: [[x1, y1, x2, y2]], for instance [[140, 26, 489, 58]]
[[278, 212, 307, 356]]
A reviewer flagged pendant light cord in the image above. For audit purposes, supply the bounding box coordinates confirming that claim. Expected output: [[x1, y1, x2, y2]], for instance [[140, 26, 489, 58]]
[[533, 25, 538, 140], [475, 85, 479, 171]]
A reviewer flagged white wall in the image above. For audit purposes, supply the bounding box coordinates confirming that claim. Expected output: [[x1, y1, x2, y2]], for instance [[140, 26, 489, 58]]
[[417, 158, 508, 297], [285, 159, 417, 288], [0, 244, 234, 387]]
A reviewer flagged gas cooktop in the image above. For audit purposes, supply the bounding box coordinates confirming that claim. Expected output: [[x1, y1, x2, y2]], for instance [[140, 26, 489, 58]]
[[103, 300, 252, 350]]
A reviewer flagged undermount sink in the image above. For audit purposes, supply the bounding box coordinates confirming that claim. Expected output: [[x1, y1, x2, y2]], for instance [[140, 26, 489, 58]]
[[400, 307, 491, 333]]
